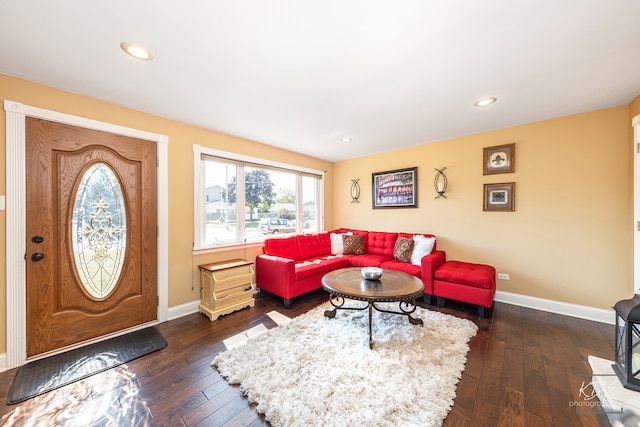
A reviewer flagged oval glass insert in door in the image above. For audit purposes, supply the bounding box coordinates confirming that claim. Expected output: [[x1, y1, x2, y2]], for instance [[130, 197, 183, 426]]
[[72, 162, 127, 298]]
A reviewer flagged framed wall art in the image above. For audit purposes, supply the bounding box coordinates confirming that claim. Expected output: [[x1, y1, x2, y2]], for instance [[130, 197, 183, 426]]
[[372, 167, 417, 209], [483, 182, 515, 212], [483, 143, 515, 175]]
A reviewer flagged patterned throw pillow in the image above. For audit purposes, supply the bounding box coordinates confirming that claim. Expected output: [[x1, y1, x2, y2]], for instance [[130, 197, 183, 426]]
[[393, 237, 414, 263], [342, 234, 365, 255]]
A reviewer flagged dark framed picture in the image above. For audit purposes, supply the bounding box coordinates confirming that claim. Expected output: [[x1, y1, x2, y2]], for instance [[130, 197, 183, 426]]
[[483, 143, 515, 175], [483, 182, 515, 212], [372, 167, 417, 209]]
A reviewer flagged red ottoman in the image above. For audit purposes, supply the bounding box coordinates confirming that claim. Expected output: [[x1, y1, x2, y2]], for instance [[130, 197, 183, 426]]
[[433, 260, 496, 317]]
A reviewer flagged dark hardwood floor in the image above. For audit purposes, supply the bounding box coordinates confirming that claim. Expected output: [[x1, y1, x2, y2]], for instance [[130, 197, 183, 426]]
[[0, 290, 615, 426]]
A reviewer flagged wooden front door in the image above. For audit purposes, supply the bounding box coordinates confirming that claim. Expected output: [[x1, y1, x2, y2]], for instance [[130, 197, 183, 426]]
[[25, 117, 158, 357]]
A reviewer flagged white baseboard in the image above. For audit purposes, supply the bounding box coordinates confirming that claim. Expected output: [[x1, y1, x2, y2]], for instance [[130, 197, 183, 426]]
[[0, 353, 6, 373], [166, 294, 617, 325], [494, 290, 615, 325], [167, 300, 201, 321]]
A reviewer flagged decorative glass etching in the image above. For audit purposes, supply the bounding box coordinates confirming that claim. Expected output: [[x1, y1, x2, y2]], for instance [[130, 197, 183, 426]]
[[72, 162, 127, 298]]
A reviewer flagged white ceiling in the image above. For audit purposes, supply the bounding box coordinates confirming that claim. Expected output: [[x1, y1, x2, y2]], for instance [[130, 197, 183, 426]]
[[1, 1, 640, 162]]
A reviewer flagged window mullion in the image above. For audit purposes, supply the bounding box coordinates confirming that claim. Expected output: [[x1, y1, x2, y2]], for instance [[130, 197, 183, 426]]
[[237, 163, 246, 242], [296, 174, 303, 232]]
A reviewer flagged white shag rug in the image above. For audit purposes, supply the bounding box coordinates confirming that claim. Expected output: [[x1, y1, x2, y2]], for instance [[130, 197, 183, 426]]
[[212, 302, 478, 427]]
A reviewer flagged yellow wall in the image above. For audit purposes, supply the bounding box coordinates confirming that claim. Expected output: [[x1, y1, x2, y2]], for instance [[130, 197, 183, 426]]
[[0, 72, 638, 357], [333, 106, 633, 310], [0, 74, 334, 355]]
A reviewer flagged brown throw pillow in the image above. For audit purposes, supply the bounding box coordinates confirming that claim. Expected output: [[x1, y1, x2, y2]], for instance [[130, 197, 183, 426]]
[[342, 234, 365, 255], [393, 237, 414, 263]]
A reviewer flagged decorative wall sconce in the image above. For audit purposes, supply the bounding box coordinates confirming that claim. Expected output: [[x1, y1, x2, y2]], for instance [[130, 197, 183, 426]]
[[434, 167, 448, 199], [350, 179, 360, 203]]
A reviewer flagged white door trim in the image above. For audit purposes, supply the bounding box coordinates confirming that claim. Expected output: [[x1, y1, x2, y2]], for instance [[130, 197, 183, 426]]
[[4, 100, 169, 369], [634, 114, 640, 294]]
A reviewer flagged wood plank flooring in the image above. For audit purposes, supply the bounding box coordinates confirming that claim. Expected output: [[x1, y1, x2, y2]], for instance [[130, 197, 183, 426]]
[[0, 290, 615, 426]]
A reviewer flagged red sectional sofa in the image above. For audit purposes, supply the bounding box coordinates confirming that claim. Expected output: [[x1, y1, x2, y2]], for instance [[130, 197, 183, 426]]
[[255, 228, 446, 309]]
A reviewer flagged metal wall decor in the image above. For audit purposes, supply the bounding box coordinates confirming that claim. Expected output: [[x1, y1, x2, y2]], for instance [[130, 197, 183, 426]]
[[483, 143, 515, 175], [434, 167, 448, 199], [350, 179, 360, 203]]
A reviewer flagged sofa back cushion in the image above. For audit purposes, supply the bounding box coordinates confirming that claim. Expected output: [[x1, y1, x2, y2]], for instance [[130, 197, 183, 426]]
[[367, 231, 398, 257], [264, 235, 301, 260], [297, 233, 331, 259]]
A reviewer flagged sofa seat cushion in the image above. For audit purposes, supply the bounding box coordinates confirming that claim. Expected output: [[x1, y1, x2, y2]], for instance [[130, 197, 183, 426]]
[[348, 254, 393, 267], [380, 259, 421, 277], [435, 261, 496, 289], [264, 235, 301, 260], [315, 255, 350, 271], [294, 260, 326, 280]]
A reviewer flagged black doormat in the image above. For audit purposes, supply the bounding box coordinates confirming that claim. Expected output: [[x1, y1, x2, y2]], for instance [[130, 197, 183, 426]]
[[7, 326, 167, 405]]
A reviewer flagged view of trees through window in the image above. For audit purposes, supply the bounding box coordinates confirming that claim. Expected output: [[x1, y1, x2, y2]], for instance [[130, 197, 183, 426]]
[[201, 157, 320, 247]]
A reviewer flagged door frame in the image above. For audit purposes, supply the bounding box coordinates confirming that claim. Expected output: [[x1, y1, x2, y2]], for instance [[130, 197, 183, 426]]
[[4, 100, 169, 369], [635, 114, 640, 294]]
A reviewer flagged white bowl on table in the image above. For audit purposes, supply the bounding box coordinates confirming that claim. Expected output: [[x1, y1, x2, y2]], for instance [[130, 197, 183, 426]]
[[361, 267, 383, 280]]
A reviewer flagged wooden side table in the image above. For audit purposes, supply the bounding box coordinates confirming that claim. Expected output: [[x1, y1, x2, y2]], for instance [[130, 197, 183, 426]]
[[198, 259, 255, 321]]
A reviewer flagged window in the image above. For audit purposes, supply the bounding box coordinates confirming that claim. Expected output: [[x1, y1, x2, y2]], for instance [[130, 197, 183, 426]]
[[194, 146, 323, 250]]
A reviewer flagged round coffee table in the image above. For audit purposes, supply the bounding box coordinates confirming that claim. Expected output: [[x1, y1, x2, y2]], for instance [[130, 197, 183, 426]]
[[321, 267, 424, 348]]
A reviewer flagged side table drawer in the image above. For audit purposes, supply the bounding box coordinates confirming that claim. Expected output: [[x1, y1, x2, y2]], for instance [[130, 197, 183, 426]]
[[212, 271, 254, 293]]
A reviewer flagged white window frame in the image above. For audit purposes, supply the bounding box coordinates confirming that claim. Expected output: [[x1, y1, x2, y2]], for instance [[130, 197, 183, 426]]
[[193, 145, 324, 252]]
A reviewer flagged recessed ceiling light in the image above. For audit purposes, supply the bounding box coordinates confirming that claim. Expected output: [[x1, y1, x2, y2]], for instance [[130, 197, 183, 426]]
[[474, 97, 497, 107], [120, 42, 154, 61], [340, 138, 352, 143]]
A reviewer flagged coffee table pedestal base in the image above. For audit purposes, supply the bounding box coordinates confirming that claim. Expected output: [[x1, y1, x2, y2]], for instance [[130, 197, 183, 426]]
[[324, 296, 423, 349]]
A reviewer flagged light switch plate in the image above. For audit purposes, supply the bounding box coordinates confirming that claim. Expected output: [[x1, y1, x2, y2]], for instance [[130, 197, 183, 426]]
[[0, 196, 5, 210]]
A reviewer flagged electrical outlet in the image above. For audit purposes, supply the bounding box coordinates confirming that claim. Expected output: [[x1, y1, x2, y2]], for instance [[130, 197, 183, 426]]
[[497, 273, 510, 280]]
